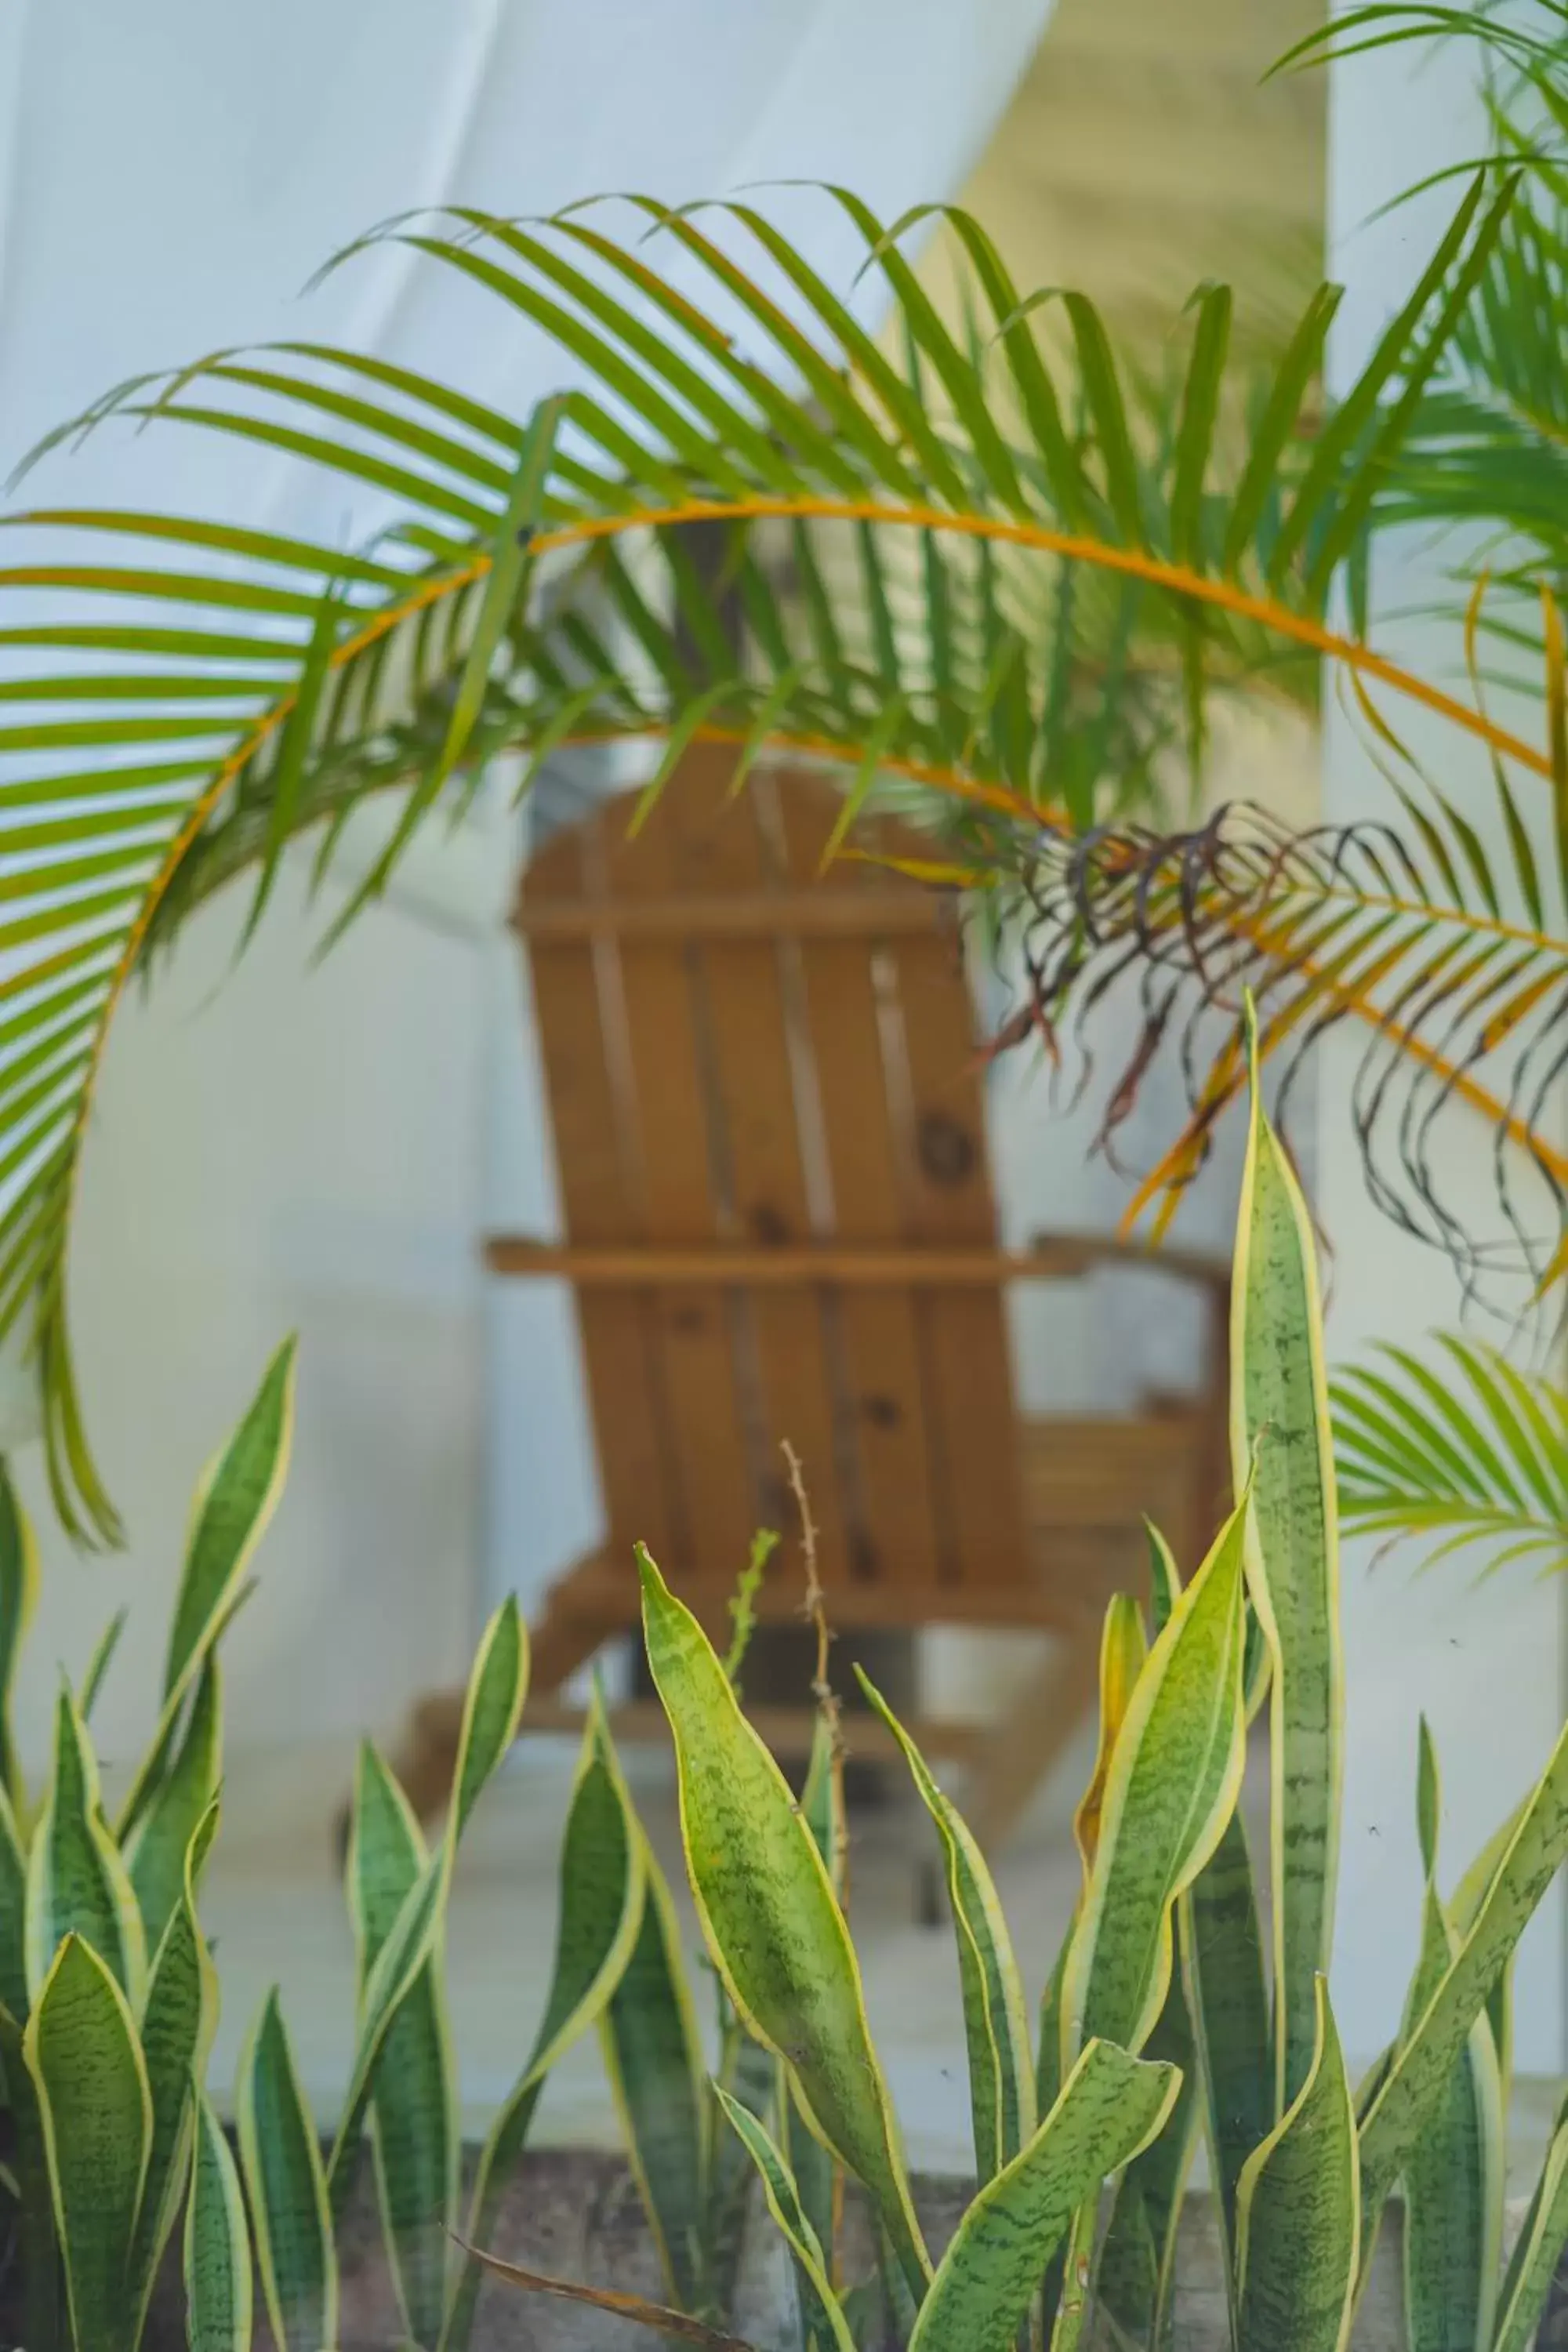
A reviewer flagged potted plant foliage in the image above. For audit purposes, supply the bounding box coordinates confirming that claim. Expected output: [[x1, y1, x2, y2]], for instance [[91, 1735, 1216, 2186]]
[[3, 1031, 1568, 2349]]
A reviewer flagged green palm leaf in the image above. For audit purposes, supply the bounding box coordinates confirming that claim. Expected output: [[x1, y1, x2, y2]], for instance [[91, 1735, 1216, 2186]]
[[0, 178, 1526, 1537], [982, 788, 1568, 1296], [1333, 1334, 1568, 1575]]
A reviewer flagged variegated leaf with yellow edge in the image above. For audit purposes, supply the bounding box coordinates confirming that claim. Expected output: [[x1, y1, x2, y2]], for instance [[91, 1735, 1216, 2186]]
[[25, 1682, 147, 2012], [1235, 1975, 1358, 2352], [638, 1544, 931, 2303], [1232, 1004, 1342, 2117], [1060, 1487, 1249, 2069], [857, 1669, 1035, 2184], [1073, 1592, 1147, 1882]]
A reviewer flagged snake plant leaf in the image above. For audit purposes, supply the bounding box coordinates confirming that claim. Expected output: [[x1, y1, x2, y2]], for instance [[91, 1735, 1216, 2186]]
[[441, 1686, 644, 2352], [1416, 1715, 1441, 1882], [714, 2085, 856, 2352], [348, 1739, 426, 1973], [445, 1587, 529, 1849], [799, 1711, 844, 1889], [1234, 1976, 1358, 2352], [0, 1457, 38, 1816], [1096, 1930, 1199, 2352], [0, 1781, 27, 2022], [78, 1606, 128, 1723], [906, 2038, 1181, 2352], [708, 1994, 780, 2325], [1450, 1797, 1523, 2113], [1178, 1805, 1272, 2308], [638, 1545, 931, 2303], [26, 1680, 147, 2009], [1395, 1722, 1503, 2352], [1073, 1594, 1148, 1881], [1491, 2086, 1568, 2352], [24, 1933, 153, 2352], [1060, 1489, 1249, 2067], [325, 1595, 527, 2221], [858, 1670, 1036, 2180], [327, 1846, 444, 2219], [1232, 1013, 1342, 2115], [236, 1987, 337, 2352], [1145, 1521, 1180, 1635], [185, 2087, 254, 2352], [0, 1994, 62, 2352], [375, 1947, 455, 2345], [1401, 1722, 1504, 2352], [1096, 2189, 1159, 2351], [1357, 1711, 1568, 2256], [1355, 2042, 1396, 2129], [788, 1714, 847, 2290], [1399, 1884, 1503, 2352], [164, 1337, 295, 1699], [130, 1801, 223, 2329], [125, 1650, 223, 1950], [118, 1338, 296, 1842], [1036, 1930, 1070, 2122], [347, 1745, 456, 2350], [601, 1828, 710, 2314]]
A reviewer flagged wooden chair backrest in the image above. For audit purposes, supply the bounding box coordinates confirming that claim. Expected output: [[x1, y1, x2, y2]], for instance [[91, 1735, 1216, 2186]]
[[517, 743, 1030, 1605]]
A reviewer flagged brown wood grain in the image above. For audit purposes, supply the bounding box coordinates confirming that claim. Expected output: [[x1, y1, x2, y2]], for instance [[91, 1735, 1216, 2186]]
[[887, 925, 1031, 1592], [522, 821, 679, 1570], [659, 750, 853, 1582], [463, 747, 1229, 1857], [593, 775, 759, 1580], [763, 771, 946, 1592]]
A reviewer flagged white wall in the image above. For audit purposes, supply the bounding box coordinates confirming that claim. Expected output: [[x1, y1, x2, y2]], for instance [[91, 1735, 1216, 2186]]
[[1323, 27, 1566, 2071], [0, 0, 1055, 1766]]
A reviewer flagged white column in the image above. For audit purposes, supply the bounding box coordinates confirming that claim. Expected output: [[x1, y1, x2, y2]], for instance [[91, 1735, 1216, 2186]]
[[1323, 30, 1566, 2071]]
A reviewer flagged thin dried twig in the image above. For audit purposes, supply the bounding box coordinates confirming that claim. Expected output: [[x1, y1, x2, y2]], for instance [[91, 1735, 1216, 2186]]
[[781, 1439, 837, 1738], [449, 2238, 758, 2347], [778, 1440, 851, 2277]]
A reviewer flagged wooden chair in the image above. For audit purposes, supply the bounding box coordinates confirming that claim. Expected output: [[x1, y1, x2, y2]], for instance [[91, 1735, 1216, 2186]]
[[391, 745, 1229, 1853]]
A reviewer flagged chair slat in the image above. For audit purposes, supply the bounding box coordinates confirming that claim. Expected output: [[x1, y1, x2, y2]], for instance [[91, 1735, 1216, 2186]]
[[523, 824, 681, 1569]]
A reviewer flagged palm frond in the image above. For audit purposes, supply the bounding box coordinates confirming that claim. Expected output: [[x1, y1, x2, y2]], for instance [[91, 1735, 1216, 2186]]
[[0, 183, 1529, 1534], [1385, 200, 1568, 594], [1280, 5, 1568, 597], [970, 766, 1568, 1304], [1332, 1333, 1568, 1576]]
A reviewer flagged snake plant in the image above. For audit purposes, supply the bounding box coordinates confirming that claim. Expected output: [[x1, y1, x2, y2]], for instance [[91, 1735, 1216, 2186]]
[[543, 1017, 1568, 2352], [0, 1339, 644, 2352], [9, 1023, 1568, 2350]]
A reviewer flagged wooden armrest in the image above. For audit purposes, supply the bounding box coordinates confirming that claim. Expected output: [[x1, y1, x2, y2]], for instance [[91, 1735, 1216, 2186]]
[[1025, 1231, 1230, 1295]]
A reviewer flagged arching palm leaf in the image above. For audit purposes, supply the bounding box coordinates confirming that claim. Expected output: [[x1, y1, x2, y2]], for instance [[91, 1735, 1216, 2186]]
[[1279, 4, 1568, 600], [1332, 1334, 1568, 1576], [0, 182, 1529, 1535]]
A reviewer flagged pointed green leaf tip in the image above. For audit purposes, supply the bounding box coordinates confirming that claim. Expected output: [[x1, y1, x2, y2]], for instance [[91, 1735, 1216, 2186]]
[[1061, 1488, 1248, 2067], [1233, 996, 1342, 2116], [857, 1666, 1034, 2182], [636, 1542, 931, 2301], [27, 1681, 147, 2010]]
